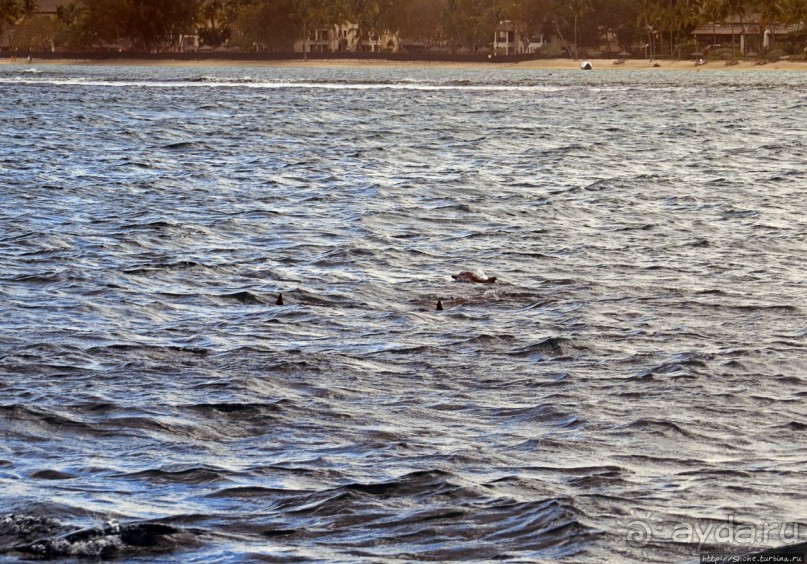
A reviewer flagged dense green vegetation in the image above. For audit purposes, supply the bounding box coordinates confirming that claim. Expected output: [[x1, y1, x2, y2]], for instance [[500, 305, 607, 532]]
[[1, 0, 805, 56]]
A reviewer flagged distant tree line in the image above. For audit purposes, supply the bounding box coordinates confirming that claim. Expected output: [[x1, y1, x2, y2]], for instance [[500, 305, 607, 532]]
[[1, 0, 805, 56]]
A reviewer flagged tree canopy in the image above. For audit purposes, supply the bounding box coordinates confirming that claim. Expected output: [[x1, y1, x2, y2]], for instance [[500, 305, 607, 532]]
[[2, 0, 805, 56]]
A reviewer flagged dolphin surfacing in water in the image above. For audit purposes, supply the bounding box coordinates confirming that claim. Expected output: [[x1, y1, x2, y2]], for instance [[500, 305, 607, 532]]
[[451, 271, 497, 284]]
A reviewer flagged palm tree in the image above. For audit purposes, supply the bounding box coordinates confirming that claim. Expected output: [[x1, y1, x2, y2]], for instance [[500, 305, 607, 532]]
[[780, 0, 806, 24], [755, 0, 784, 51], [341, 0, 386, 53], [445, 0, 491, 53], [570, 0, 592, 58], [722, 0, 752, 55], [658, 0, 701, 58], [1, 0, 20, 36], [19, 0, 35, 17], [387, 0, 446, 50], [292, 0, 331, 59], [199, 0, 222, 29], [637, 0, 658, 60], [700, 0, 728, 47]]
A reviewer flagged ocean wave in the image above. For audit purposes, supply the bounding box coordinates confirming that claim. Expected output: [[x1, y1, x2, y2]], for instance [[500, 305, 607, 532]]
[[1, 64, 804, 561]]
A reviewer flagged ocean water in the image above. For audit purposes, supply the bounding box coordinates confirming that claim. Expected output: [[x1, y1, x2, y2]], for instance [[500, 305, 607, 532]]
[[0, 64, 805, 562]]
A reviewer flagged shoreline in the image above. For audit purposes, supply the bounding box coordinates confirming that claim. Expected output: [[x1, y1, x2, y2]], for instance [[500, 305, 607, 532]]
[[5, 56, 807, 71]]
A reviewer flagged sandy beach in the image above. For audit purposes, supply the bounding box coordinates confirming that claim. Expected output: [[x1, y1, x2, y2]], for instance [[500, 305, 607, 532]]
[[6, 56, 807, 71]]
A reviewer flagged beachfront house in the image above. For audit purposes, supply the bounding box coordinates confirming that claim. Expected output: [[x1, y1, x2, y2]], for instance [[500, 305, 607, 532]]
[[692, 16, 806, 57], [296, 22, 398, 54], [301, 27, 333, 53], [493, 21, 527, 56], [295, 23, 355, 53]]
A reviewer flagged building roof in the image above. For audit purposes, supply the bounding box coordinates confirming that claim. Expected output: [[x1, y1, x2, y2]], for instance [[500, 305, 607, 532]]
[[692, 22, 804, 36], [36, 0, 68, 15], [692, 18, 805, 35]]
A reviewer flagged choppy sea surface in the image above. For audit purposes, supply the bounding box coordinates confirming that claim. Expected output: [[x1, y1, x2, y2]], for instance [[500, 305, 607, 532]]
[[0, 64, 805, 562]]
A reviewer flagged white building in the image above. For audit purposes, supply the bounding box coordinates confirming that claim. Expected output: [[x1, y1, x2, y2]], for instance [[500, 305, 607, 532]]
[[296, 22, 398, 54], [493, 21, 527, 55]]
